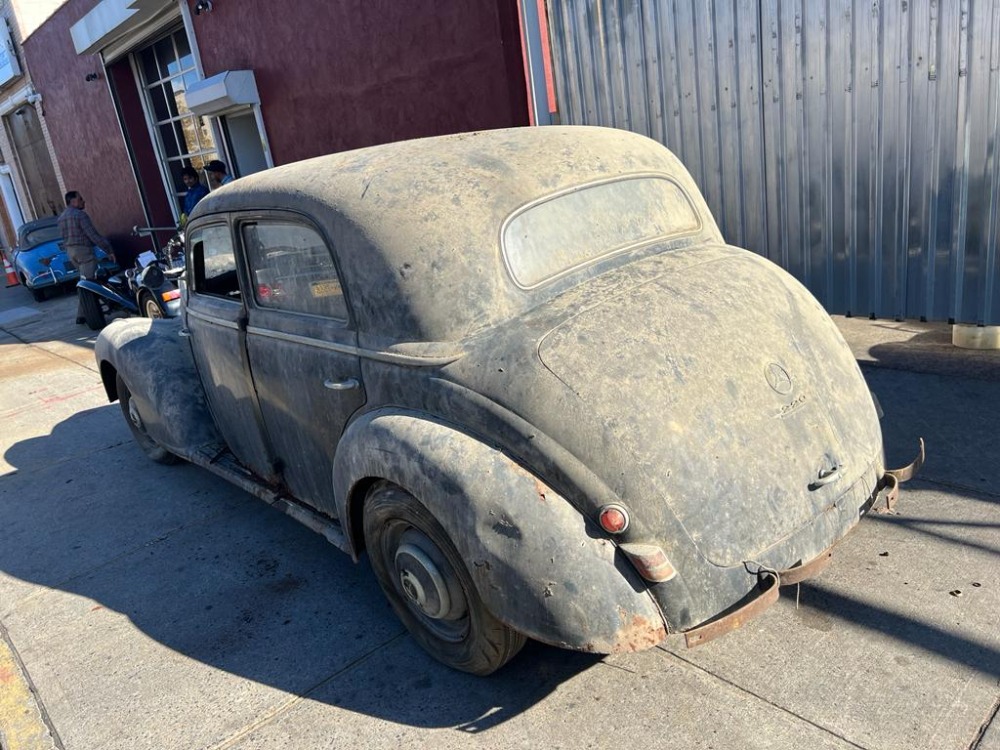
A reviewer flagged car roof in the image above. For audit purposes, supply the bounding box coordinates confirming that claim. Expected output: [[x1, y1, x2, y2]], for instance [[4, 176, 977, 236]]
[[17, 217, 59, 246], [189, 126, 718, 343]]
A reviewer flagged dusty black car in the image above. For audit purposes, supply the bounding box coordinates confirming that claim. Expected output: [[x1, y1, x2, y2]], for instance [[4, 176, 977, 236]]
[[94, 127, 920, 674]]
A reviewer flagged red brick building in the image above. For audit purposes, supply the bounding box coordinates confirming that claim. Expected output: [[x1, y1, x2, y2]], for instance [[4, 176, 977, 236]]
[[20, 0, 529, 261]]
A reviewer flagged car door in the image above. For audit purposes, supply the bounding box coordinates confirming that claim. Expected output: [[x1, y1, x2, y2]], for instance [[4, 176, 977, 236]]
[[184, 220, 279, 481], [238, 214, 365, 518]]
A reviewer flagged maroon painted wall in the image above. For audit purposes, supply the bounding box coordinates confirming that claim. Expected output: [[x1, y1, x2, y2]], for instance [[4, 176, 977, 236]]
[[21, 0, 148, 259], [107, 58, 174, 231], [187, 0, 530, 164]]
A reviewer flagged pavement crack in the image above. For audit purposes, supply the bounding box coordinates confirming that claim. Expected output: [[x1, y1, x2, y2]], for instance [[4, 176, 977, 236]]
[[969, 692, 1000, 750], [659, 647, 871, 749], [205, 630, 409, 750]]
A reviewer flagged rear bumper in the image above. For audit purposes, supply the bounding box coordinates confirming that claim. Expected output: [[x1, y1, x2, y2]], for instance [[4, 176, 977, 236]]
[[680, 440, 925, 647]]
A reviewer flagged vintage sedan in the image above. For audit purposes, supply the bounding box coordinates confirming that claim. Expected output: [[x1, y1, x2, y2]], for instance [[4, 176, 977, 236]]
[[95, 127, 920, 674], [12, 217, 117, 301]]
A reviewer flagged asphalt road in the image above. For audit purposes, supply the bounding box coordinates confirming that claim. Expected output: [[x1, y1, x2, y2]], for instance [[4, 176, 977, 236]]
[[1, 283, 998, 750]]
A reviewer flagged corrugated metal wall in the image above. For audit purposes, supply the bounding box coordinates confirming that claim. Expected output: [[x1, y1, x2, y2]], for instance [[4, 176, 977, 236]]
[[545, 0, 1000, 324]]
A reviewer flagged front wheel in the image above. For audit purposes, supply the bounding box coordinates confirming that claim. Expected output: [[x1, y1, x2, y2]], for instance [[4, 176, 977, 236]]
[[116, 373, 177, 464], [364, 482, 525, 675], [80, 289, 106, 330]]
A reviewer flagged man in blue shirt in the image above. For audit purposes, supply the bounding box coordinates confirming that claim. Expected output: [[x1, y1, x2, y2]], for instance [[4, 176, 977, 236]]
[[180, 167, 208, 223]]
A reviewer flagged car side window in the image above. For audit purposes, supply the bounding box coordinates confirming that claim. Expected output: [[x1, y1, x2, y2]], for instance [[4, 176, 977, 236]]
[[189, 224, 240, 298], [241, 221, 347, 320]]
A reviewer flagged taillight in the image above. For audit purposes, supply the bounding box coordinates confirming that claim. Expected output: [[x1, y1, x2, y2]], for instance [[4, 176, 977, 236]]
[[161, 289, 181, 302], [598, 504, 630, 534], [619, 542, 677, 582]]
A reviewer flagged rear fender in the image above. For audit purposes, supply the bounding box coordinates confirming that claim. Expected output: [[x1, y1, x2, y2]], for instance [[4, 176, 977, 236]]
[[95, 317, 221, 455], [333, 411, 666, 654]]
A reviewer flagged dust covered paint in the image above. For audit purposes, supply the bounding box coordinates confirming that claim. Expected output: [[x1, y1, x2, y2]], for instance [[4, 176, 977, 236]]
[[95, 126, 911, 674]]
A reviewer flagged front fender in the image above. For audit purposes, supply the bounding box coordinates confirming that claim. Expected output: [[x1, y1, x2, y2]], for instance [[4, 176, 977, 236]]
[[333, 411, 666, 654], [95, 317, 221, 455], [78, 278, 138, 313]]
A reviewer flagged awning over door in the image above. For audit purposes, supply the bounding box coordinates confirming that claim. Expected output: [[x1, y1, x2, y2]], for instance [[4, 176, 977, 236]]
[[70, 0, 177, 57], [185, 70, 260, 117]]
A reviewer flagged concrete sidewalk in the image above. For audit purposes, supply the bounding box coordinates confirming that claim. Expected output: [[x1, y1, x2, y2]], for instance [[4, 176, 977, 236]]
[[1, 286, 998, 750]]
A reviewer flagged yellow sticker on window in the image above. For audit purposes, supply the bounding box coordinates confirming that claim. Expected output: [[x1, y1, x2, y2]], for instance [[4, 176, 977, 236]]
[[310, 279, 341, 297]]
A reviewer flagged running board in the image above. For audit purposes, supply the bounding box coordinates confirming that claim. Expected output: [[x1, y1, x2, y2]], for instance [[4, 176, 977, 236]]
[[188, 446, 351, 554]]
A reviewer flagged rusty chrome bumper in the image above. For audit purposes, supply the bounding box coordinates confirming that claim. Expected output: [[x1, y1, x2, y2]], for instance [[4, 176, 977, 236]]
[[683, 438, 925, 648]]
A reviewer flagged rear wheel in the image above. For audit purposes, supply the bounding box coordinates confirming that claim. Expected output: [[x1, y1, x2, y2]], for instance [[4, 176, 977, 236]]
[[27, 281, 46, 302], [80, 289, 106, 330], [140, 291, 164, 319], [364, 482, 525, 675], [115, 373, 177, 464]]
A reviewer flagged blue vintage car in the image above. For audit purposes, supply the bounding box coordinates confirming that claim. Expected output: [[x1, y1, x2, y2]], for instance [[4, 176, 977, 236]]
[[12, 217, 117, 302]]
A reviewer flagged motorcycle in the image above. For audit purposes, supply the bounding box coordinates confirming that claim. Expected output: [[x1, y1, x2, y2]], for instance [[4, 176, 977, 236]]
[[77, 226, 185, 331]]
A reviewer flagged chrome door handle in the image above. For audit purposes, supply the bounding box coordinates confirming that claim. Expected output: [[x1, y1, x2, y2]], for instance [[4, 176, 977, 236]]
[[323, 377, 359, 391], [178, 328, 191, 338]]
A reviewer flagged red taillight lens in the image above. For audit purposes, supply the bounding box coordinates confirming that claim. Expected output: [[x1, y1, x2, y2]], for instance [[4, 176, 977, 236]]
[[161, 289, 181, 302], [598, 504, 629, 534]]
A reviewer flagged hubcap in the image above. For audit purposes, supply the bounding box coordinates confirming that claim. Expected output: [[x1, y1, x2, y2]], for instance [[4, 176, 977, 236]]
[[145, 299, 163, 318], [127, 398, 143, 431], [393, 529, 467, 622]]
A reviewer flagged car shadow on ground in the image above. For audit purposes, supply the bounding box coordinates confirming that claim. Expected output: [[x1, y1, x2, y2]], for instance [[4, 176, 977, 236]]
[[0, 405, 601, 732], [1, 363, 999, 733]]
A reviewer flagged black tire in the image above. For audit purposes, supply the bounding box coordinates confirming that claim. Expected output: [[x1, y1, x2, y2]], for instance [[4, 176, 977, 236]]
[[140, 291, 164, 319], [28, 284, 47, 302], [364, 482, 525, 675], [116, 373, 177, 464], [80, 289, 106, 330]]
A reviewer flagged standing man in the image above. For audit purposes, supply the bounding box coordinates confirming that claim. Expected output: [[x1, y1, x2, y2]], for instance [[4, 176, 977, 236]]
[[206, 160, 234, 188], [180, 166, 209, 226], [58, 191, 115, 325]]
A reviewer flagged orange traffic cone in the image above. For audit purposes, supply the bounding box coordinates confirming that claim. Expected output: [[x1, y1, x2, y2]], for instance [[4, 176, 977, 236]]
[[3, 254, 18, 287]]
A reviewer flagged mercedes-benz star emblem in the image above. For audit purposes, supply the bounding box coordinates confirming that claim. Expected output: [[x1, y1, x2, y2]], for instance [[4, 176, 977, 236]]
[[765, 362, 793, 395]]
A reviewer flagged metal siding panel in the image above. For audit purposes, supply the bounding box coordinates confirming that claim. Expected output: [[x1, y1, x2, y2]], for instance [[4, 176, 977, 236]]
[[987, 2, 1000, 323], [736, 0, 767, 255], [932, 0, 961, 321], [951, 0, 972, 321], [542, 0, 1000, 323], [714, 0, 744, 246], [827, 0, 853, 315], [761, 0, 786, 266], [693, 1, 724, 213], [801, 0, 829, 300], [962, 0, 992, 323]]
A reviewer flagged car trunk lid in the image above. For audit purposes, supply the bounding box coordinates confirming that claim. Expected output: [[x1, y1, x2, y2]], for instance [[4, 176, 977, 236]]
[[537, 249, 881, 567]]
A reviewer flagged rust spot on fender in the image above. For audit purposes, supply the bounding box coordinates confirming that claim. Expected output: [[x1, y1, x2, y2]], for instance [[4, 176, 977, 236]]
[[507, 458, 551, 503], [582, 608, 667, 653], [535, 478, 547, 502], [610, 614, 667, 652]]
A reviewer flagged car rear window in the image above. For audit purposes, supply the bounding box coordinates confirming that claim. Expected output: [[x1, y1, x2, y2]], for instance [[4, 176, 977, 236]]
[[23, 225, 62, 246], [501, 176, 701, 289]]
